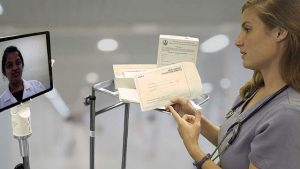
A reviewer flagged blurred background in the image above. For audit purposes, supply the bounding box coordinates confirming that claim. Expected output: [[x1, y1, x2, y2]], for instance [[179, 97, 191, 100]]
[[0, 0, 253, 169]]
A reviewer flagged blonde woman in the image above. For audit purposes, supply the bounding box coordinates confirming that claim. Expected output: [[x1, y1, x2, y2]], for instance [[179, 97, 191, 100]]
[[168, 0, 300, 168]]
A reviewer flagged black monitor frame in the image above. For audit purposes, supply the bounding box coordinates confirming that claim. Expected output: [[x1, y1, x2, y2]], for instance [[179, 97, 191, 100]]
[[0, 31, 53, 112]]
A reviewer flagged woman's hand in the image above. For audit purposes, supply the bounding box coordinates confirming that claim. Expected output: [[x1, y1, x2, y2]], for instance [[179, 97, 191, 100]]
[[168, 105, 203, 159], [166, 97, 197, 117]]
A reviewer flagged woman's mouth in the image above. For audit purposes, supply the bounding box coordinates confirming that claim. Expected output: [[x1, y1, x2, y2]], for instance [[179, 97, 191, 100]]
[[12, 72, 20, 78], [240, 51, 247, 58]]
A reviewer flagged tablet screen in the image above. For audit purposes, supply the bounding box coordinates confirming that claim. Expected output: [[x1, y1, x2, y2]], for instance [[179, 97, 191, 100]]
[[0, 31, 53, 112]]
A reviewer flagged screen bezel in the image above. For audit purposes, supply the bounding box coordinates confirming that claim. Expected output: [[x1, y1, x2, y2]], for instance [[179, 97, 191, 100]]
[[0, 31, 53, 112]]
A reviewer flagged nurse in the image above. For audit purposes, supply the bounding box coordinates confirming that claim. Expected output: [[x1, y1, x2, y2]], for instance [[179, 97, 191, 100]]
[[167, 0, 300, 168]]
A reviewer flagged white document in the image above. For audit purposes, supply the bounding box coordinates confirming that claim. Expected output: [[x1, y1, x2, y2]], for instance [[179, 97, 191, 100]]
[[113, 64, 157, 103], [157, 35, 199, 67], [134, 62, 202, 111], [113, 64, 157, 89], [118, 88, 140, 103]]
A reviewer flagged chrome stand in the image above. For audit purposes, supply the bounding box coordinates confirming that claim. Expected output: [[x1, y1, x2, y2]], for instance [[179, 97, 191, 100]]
[[84, 80, 129, 169], [84, 79, 210, 169]]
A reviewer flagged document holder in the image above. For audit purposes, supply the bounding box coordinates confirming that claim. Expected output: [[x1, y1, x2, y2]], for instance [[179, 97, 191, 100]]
[[84, 79, 209, 169], [84, 79, 128, 169]]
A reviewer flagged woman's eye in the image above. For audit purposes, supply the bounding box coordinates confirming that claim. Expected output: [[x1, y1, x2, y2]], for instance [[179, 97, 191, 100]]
[[243, 27, 251, 32], [5, 63, 13, 69], [16, 60, 22, 66]]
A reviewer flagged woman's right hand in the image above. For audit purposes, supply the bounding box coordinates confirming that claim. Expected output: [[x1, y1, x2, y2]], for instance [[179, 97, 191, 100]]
[[167, 104, 205, 162], [166, 97, 198, 117]]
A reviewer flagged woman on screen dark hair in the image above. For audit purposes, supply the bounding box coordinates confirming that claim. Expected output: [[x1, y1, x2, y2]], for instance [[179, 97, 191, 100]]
[[0, 46, 45, 109], [167, 0, 300, 169]]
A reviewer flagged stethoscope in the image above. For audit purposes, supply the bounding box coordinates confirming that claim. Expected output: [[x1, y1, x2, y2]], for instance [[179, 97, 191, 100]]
[[208, 85, 289, 162]]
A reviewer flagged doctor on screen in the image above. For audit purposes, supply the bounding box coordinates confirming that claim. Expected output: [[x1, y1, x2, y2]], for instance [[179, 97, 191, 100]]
[[0, 46, 45, 109]]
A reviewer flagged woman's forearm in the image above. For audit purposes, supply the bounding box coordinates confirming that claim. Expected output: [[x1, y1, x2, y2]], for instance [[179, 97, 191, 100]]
[[188, 144, 222, 169], [200, 115, 220, 146]]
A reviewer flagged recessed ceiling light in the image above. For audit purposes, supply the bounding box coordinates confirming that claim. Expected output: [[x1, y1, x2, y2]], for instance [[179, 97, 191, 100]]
[[200, 34, 230, 53], [0, 3, 4, 15], [85, 72, 99, 84], [97, 38, 118, 52], [220, 78, 231, 89], [131, 24, 158, 34]]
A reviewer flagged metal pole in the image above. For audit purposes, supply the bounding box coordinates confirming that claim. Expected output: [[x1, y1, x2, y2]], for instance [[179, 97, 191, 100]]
[[16, 136, 30, 169], [121, 103, 130, 169], [86, 89, 126, 169], [22, 157, 30, 169], [90, 88, 96, 169], [96, 102, 125, 116], [85, 80, 131, 169]]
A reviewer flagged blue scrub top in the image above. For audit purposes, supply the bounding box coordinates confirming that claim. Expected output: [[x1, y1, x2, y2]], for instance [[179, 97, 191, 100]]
[[218, 87, 300, 169]]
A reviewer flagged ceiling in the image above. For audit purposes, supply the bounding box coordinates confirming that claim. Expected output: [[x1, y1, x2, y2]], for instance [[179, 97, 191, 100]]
[[0, 0, 246, 116], [0, 0, 243, 27]]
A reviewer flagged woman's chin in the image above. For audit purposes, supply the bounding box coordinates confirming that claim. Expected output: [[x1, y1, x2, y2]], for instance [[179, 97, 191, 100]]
[[10, 78, 22, 83], [242, 63, 255, 70]]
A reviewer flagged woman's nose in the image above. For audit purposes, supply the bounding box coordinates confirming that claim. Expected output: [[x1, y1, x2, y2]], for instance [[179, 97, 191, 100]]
[[235, 34, 243, 47], [12, 63, 18, 70]]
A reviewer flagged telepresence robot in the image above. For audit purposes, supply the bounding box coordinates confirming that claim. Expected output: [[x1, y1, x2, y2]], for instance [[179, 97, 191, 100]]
[[0, 31, 53, 169]]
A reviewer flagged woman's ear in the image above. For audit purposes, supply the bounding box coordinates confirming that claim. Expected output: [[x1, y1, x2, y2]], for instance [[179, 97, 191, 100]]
[[274, 27, 288, 42]]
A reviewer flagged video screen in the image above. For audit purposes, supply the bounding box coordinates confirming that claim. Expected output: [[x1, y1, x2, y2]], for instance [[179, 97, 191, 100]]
[[0, 31, 53, 112]]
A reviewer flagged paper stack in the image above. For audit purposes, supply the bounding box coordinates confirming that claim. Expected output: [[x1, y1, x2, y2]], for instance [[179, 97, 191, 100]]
[[157, 35, 199, 67], [113, 64, 157, 103], [113, 34, 202, 111]]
